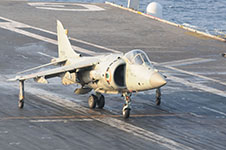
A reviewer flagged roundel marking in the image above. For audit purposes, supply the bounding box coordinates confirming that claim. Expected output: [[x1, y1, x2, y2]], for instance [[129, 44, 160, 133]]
[[105, 71, 112, 84]]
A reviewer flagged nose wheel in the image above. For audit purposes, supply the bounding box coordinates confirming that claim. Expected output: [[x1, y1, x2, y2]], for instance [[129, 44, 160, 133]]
[[122, 92, 132, 119], [156, 88, 161, 105]]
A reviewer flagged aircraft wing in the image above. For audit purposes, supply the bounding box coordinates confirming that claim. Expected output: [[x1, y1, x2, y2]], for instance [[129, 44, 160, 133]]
[[8, 58, 98, 82], [16, 57, 68, 74]]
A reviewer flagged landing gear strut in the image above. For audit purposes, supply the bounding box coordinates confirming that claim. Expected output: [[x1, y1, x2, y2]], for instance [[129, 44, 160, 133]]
[[156, 88, 161, 105], [122, 92, 132, 119], [88, 93, 105, 109], [18, 80, 25, 108]]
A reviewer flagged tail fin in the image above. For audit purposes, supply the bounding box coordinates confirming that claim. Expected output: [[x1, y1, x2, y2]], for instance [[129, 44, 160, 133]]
[[57, 20, 80, 58]]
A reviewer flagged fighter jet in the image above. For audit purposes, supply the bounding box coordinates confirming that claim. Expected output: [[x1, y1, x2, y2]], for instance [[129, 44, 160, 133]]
[[9, 20, 167, 118]]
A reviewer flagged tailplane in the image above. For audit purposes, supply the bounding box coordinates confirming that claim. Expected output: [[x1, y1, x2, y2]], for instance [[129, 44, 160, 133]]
[[57, 20, 80, 58]]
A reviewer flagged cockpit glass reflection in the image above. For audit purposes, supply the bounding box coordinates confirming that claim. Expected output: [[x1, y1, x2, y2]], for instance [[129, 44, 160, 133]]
[[133, 54, 143, 65], [124, 49, 153, 67]]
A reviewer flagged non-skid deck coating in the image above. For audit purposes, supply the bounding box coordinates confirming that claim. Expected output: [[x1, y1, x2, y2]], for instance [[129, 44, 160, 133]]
[[0, 1, 226, 150]]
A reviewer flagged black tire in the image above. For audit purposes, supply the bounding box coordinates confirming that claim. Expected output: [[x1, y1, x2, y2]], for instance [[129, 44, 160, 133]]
[[122, 108, 130, 119], [156, 97, 161, 105], [18, 100, 24, 109], [156, 88, 161, 105], [97, 95, 105, 109], [88, 94, 97, 109]]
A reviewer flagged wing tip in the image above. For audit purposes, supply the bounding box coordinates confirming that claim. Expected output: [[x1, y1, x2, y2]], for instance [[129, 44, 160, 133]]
[[7, 76, 22, 82], [7, 78, 17, 82]]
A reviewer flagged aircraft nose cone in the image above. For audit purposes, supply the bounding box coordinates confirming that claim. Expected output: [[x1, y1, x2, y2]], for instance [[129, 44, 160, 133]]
[[150, 72, 167, 88]]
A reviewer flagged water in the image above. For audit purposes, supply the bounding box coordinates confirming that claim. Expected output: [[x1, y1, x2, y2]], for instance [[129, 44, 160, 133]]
[[30, 0, 226, 37]]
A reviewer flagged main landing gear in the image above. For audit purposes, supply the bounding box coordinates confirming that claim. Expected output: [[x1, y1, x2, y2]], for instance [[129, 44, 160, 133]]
[[156, 88, 161, 105], [122, 92, 132, 119], [88, 93, 105, 109], [88, 92, 132, 118]]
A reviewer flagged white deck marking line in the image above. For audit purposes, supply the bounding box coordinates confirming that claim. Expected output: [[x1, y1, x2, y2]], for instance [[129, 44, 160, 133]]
[[32, 25, 120, 53], [163, 65, 226, 86], [0, 14, 224, 150], [0, 16, 119, 54], [37, 52, 55, 58], [0, 15, 224, 86], [28, 2, 105, 12], [31, 27, 120, 53], [30, 89, 193, 150], [1, 15, 225, 96], [1, 80, 193, 150], [159, 57, 215, 67], [168, 76, 226, 97], [189, 113, 203, 118], [29, 118, 93, 123], [0, 15, 225, 147], [96, 118, 194, 150], [193, 72, 226, 75], [0, 18, 96, 55], [202, 106, 226, 116]]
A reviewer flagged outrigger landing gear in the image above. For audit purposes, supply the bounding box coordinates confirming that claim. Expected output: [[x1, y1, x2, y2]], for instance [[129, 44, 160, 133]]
[[156, 88, 161, 105], [18, 80, 25, 109], [88, 93, 105, 109], [122, 92, 132, 119]]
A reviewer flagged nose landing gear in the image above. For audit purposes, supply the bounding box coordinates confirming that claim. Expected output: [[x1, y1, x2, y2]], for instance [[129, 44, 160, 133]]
[[122, 92, 132, 119]]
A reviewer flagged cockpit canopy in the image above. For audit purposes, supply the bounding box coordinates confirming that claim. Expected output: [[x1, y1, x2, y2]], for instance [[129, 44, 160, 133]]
[[124, 49, 153, 67]]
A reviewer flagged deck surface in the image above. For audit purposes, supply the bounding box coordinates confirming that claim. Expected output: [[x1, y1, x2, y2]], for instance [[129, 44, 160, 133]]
[[0, 1, 226, 150]]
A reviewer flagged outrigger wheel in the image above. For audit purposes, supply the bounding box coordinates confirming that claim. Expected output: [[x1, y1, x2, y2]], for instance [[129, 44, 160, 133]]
[[18, 100, 24, 109], [156, 88, 161, 105], [18, 80, 25, 109]]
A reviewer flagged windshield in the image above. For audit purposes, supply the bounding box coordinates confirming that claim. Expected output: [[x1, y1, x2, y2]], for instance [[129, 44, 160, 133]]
[[134, 54, 143, 65], [124, 49, 153, 67]]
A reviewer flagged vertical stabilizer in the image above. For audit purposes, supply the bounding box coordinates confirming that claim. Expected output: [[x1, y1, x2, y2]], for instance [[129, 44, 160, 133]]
[[57, 20, 80, 58]]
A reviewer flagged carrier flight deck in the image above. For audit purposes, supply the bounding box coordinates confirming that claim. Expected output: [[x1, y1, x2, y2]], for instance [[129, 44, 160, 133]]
[[0, 0, 226, 149]]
